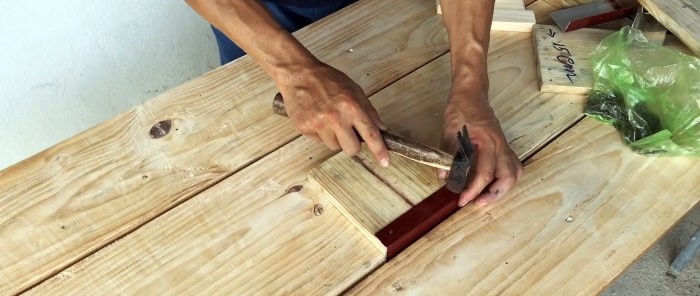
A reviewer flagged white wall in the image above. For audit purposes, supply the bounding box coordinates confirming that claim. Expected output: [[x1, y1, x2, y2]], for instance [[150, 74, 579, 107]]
[[0, 0, 219, 170]]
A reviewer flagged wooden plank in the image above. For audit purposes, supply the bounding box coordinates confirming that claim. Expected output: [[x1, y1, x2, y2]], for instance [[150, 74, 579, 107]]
[[637, 0, 700, 55], [438, 0, 535, 32], [492, 9, 537, 32], [349, 118, 700, 295], [29, 30, 583, 295], [0, 0, 450, 293], [439, 0, 526, 12], [534, 24, 695, 95], [308, 154, 411, 255], [27, 137, 386, 295], [308, 31, 586, 259], [533, 24, 613, 94]]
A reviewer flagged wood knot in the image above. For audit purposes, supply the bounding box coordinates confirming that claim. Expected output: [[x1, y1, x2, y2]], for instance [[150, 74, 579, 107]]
[[149, 120, 172, 139], [286, 185, 303, 193], [313, 204, 324, 216]]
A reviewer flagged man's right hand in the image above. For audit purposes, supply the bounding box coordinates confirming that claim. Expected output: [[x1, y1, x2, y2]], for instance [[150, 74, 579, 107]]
[[275, 61, 390, 167]]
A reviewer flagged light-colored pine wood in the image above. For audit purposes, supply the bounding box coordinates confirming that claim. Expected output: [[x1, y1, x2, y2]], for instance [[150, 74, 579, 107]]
[[28, 30, 585, 295], [349, 118, 700, 295], [533, 24, 613, 94], [308, 32, 586, 252], [492, 9, 537, 32], [28, 137, 386, 295], [534, 24, 695, 95], [308, 153, 412, 255], [438, 0, 535, 32], [0, 0, 450, 293], [440, 0, 527, 12], [637, 0, 700, 55], [495, 0, 527, 10]]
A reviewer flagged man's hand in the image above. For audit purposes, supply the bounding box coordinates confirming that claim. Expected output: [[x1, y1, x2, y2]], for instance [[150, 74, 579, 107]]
[[276, 61, 390, 167], [184, 0, 390, 166], [438, 85, 523, 207]]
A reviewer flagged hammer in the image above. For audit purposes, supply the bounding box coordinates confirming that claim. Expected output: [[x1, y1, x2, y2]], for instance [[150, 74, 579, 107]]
[[272, 93, 474, 193]]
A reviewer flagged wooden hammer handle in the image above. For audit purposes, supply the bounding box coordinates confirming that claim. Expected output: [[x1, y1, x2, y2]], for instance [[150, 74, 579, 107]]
[[272, 93, 453, 170]]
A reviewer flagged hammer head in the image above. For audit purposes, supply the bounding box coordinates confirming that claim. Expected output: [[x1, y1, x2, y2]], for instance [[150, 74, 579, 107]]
[[445, 125, 474, 194]]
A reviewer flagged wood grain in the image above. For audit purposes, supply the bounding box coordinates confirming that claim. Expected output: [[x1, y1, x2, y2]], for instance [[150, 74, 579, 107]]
[[308, 31, 586, 259], [533, 24, 614, 94], [534, 24, 696, 95], [0, 0, 450, 293], [29, 30, 584, 295], [308, 154, 411, 255], [491, 9, 537, 32], [27, 137, 385, 296], [438, 0, 535, 32], [349, 118, 700, 295], [637, 0, 700, 55]]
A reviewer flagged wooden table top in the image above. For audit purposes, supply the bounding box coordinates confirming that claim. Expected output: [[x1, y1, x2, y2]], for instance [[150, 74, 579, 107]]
[[1, 0, 697, 295]]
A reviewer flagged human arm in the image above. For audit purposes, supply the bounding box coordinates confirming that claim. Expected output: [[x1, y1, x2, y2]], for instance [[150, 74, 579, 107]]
[[437, 0, 524, 207], [185, 0, 390, 166]]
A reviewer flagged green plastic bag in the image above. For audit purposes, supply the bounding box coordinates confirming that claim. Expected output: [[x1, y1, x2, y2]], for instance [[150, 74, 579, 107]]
[[585, 26, 700, 156]]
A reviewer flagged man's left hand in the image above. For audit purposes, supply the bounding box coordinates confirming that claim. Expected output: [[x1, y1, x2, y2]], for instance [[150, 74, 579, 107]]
[[438, 84, 523, 207]]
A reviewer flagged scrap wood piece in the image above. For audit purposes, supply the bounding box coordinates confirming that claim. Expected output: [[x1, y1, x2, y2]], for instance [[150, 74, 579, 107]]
[[308, 32, 586, 261], [533, 24, 614, 94], [349, 118, 700, 295], [533, 24, 695, 95], [437, 0, 536, 32], [637, 0, 700, 55]]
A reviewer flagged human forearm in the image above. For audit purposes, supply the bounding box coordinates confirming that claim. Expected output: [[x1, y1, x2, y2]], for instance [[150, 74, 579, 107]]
[[438, 0, 495, 91], [185, 0, 318, 82]]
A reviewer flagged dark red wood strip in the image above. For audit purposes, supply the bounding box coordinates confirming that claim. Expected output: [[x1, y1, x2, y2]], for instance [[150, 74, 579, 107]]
[[375, 187, 460, 260]]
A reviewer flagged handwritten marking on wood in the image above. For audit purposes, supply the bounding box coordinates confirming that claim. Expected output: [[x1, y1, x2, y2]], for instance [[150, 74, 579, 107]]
[[533, 24, 613, 94]]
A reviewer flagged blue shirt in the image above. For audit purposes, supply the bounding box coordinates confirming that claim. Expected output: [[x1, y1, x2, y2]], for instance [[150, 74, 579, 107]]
[[265, 0, 346, 8]]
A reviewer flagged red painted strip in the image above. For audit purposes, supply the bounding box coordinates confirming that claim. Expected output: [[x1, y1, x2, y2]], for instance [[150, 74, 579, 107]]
[[375, 187, 460, 260], [565, 7, 636, 32]]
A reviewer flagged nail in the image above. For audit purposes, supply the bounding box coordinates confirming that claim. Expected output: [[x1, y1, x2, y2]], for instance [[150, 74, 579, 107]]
[[380, 158, 390, 167]]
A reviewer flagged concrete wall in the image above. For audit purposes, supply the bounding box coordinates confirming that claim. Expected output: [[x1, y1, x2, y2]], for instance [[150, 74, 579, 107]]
[[0, 0, 218, 170]]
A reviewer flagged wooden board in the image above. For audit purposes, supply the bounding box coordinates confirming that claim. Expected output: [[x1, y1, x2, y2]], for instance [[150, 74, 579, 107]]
[[308, 31, 586, 258], [27, 137, 385, 296], [492, 9, 538, 32], [533, 24, 614, 94], [438, 0, 526, 13], [0, 0, 450, 293], [437, 0, 535, 32], [637, 0, 700, 55], [29, 30, 585, 294], [534, 24, 695, 95], [349, 118, 700, 295]]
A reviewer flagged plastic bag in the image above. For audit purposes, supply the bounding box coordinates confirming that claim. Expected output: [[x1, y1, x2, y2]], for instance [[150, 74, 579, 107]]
[[585, 26, 700, 156]]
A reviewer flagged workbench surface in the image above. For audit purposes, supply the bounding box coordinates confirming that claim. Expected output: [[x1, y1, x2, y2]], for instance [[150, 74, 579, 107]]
[[1, 0, 698, 295]]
